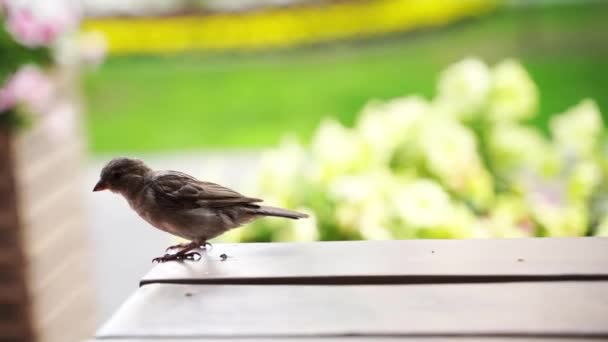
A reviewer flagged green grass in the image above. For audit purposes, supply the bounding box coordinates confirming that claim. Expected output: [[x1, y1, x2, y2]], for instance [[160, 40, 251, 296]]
[[84, 3, 608, 153]]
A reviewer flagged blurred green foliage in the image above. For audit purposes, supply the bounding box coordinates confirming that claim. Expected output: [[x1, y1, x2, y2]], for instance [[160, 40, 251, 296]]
[[0, 22, 51, 81], [84, 3, 608, 153]]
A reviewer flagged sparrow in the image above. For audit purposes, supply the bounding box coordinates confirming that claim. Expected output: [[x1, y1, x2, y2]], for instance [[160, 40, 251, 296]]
[[93, 157, 308, 262]]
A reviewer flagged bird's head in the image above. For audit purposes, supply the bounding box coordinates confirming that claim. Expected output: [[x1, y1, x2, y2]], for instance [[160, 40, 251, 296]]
[[93, 157, 151, 193]]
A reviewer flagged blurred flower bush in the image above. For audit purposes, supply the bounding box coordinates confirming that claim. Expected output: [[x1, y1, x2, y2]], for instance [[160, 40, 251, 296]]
[[0, 0, 105, 135], [227, 57, 608, 242]]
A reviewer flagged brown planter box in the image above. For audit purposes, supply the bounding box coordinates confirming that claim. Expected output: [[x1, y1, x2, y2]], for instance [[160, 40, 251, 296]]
[[1, 113, 97, 342], [0, 127, 34, 342]]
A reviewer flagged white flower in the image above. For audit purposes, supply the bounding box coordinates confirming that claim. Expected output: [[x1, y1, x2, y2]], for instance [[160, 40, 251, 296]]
[[356, 96, 427, 164], [328, 170, 394, 204], [473, 216, 530, 239], [312, 118, 367, 182], [436, 57, 491, 120], [274, 208, 318, 242], [487, 59, 538, 122], [357, 202, 394, 240], [393, 179, 453, 228], [445, 203, 477, 238], [532, 202, 587, 237], [523, 177, 588, 236], [419, 117, 483, 190], [550, 99, 602, 158], [488, 123, 559, 177], [567, 160, 601, 203], [329, 171, 396, 237], [476, 194, 533, 238], [462, 167, 495, 210], [257, 136, 306, 205], [334, 200, 393, 240]]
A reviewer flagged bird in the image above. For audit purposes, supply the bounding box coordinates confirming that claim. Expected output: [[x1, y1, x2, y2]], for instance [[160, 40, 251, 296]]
[[93, 157, 308, 262]]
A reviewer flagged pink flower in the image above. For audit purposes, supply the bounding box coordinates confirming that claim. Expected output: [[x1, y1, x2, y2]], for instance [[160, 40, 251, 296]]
[[4, 0, 80, 47], [6, 8, 56, 47], [0, 65, 55, 114]]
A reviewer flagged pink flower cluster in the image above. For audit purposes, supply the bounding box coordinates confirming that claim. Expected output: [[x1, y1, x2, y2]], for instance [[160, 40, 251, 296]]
[[0, 1, 83, 140], [0, 64, 76, 141], [3, 0, 80, 47], [0, 65, 54, 114]]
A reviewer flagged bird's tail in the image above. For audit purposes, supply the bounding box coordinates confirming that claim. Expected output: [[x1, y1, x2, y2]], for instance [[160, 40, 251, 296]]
[[256, 205, 308, 219]]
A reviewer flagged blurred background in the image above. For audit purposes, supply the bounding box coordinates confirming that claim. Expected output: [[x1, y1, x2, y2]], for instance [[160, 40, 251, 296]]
[[1, 0, 607, 341]]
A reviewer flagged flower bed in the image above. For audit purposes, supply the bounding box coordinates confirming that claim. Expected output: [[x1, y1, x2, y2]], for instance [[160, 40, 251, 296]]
[[82, 0, 497, 54]]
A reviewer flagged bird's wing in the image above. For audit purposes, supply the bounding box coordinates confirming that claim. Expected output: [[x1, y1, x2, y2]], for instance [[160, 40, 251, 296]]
[[150, 171, 262, 209]]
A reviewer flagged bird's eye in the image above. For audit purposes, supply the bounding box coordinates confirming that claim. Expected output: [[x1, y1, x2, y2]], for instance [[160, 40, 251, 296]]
[[112, 171, 122, 179]]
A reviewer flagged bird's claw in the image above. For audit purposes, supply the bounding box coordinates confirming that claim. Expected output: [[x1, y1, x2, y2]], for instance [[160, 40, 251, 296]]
[[152, 254, 168, 263], [164, 243, 189, 253], [152, 252, 201, 263]]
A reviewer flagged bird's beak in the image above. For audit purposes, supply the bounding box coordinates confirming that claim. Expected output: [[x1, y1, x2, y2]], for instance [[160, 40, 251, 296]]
[[93, 179, 107, 192]]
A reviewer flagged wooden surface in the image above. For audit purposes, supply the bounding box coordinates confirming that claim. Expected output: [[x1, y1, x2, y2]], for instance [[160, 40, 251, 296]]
[[142, 238, 608, 285], [97, 239, 608, 341], [91, 340, 598, 342], [89, 338, 600, 342], [98, 282, 608, 338]]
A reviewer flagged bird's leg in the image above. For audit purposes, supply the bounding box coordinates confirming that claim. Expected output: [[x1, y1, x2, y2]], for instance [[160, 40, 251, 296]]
[[153, 241, 202, 263], [165, 242, 194, 252], [165, 241, 212, 252]]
